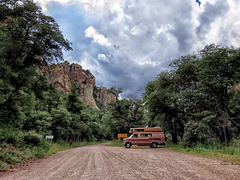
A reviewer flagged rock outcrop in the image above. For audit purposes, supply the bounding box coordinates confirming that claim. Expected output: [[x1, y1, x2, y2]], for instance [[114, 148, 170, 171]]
[[94, 87, 116, 108], [39, 61, 115, 109]]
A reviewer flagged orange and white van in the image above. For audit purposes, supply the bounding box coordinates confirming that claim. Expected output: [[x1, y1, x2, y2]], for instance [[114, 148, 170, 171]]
[[123, 127, 166, 148]]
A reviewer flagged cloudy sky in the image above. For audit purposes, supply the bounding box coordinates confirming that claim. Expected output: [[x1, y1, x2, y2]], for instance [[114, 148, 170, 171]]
[[34, 0, 240, 98]]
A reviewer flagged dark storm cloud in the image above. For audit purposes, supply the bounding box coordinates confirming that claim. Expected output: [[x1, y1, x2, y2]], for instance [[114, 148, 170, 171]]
[[168, 1, 195, 53], [197, 0, 230, 39], [94, 52, 164, 98], [90, 0, 196, 97]]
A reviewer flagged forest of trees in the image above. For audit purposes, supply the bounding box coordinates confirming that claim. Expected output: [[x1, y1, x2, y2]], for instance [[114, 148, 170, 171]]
[[1, 0, 240, 149], [143, 44, 240, 146]]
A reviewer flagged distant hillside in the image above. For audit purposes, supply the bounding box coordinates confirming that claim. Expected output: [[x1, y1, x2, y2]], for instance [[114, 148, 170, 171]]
[[39, 61, 116, 109]]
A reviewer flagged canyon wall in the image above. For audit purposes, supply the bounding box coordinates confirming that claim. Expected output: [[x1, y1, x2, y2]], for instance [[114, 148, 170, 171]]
[[40, 61, 115, 109], [94, 86, 116, 108]]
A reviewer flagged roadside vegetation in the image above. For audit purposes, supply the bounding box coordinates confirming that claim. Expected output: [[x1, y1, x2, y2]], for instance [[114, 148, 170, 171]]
[[45, 141, 106, 156], [1, 0, 240, 172], [0, 123, 104, 172], [166, 139, 240, 165], [108, 140, 125, 147]]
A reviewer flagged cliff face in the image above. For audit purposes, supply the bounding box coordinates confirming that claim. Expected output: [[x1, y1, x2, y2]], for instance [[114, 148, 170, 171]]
[[94, 87, 116, 108], [40, 61, 115, 109]]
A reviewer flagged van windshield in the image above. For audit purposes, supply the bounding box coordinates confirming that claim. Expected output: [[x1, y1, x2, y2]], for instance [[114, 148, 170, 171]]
[[129, 134, 138, 138]]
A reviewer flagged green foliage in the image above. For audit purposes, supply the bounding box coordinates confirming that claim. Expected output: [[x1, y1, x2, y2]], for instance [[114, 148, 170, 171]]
[[108, 86, 122, 101], [0, 124, 25, 147], [31, 146, 47, 158], [0, 161, 6, 172], [0, 124, 51, 151], [0, 0, 72, 129], [166, 141, 240, 165], [105, 98, 145, 135], [0, 150, 22, 164], [108, 140, 124, 147], [51, 107, 71, 141], [144, 71, 184, 143], [143, 44, 240, 146], [23, 131, 44, 147]]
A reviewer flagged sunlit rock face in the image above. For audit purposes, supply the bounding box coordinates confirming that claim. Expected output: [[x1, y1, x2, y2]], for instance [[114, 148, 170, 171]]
[[39, 61, 116, 109], [39, 61, 99, 109], [94, 86, 116, 108]]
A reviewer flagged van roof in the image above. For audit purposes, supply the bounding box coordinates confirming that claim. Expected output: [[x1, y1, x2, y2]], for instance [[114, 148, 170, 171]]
[[129, 127, 163, 133]]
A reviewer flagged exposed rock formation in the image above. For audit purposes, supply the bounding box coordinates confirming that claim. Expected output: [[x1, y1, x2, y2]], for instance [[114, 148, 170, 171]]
[[233, 83, 240, 90], [94, 87, 116, 108], [39, 61, 104, 109]]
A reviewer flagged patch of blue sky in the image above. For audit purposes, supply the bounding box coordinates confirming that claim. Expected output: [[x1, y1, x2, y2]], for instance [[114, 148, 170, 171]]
[[46, 2, 99, 52]]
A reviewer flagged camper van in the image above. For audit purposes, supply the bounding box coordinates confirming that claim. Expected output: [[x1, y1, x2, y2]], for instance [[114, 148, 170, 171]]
[[123, 127, 166, 148]]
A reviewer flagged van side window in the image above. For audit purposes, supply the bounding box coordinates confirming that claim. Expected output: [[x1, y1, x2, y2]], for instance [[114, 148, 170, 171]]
[[140, 134, 152, 137]]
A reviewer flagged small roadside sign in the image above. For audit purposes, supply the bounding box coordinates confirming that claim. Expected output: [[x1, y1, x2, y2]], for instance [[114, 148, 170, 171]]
[[45, 135, 54, 140], [118, 134, 127, 140]]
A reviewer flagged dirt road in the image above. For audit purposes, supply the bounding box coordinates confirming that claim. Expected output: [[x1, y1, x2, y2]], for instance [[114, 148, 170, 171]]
[[1, 143, 240, 180]]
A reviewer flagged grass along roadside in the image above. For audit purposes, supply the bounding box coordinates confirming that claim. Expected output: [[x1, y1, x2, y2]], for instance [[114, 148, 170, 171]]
[[0, 124, 106, 172], [0, 143, 50, 172], [166, 143, 240, 165], [107, 140, 124, 147], [45, 141, 105, 156]]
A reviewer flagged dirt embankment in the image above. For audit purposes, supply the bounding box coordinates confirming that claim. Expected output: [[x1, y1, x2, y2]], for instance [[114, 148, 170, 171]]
[[1, 143, 240, 180]]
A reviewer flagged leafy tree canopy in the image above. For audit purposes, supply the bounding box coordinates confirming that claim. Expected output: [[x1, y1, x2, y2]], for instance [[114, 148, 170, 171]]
[[143, 44, 240, 146]]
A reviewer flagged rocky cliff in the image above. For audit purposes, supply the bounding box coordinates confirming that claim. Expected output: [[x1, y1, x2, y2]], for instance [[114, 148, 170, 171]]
[[94, 86, 116, 108], [40, 61, 115, 109]]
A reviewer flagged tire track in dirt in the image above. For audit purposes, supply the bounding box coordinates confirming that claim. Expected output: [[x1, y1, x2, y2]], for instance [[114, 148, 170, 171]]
[[101, 147, 148, 179], [43, 148, 88, 179], [101, 147, 156, 179]]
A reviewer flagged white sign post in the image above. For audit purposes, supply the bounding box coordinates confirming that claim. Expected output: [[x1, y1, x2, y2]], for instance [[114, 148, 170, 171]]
[[45, 135, 54, 142]]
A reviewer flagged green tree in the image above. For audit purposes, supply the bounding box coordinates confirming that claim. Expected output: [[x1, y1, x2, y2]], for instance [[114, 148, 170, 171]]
[[0, 0, 72, 127], [66, 82, 85, 142], [109, 86, 122, 101], [143, 44, 240, 146], [197, 44, 240, 145], [108, 99, 144, 132], [51, 107, 71, 141], [143, 71, 184, 144]]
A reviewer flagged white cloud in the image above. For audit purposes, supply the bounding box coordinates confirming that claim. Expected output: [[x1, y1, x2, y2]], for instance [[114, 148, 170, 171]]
[[97, 53, 106, 60], [85, 26, 111, 46], [97, 53, 110, 63], [34, 0, 71, 12], [138, 57, 161, 66], [79, 51, 99, 73]]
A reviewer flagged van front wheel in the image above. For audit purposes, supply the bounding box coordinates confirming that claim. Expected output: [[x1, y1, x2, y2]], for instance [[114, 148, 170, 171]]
[[125, 142, 132, 148], [151, 142, 158, 148]]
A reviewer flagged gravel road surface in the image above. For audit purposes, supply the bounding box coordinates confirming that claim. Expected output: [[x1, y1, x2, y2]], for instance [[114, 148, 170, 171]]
[[1, 143, 240, 180]]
